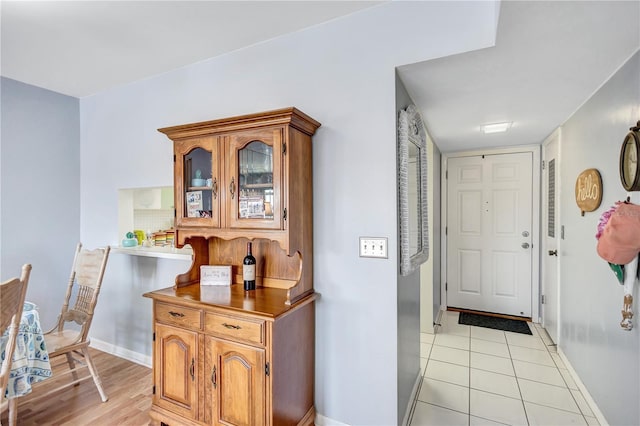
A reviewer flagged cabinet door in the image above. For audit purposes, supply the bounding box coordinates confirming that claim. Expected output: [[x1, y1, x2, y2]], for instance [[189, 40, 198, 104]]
[[175, 136, 221, 227], [226, 128, 283, 230], [206, 337, 266, 426], [154, 323, 199, 420]]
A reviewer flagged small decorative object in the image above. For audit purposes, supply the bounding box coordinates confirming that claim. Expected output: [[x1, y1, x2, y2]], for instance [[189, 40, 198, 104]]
[[595, 201, 639, 330], [153, 232, 166, 246], [122, 232, 138, 247], [619, 121, 640, 191], [621, 294, 634, 330], [575, 168, 602, 216], [243, 242, 256, 291], [200, 265, 232, 286], [186, 191, 203, 217], [192, 169, 206, 186], [133, 230, 145, 245]]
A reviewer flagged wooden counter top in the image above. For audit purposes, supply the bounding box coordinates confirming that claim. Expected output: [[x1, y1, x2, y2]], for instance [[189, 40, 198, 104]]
[[143, 283, 315, 319]]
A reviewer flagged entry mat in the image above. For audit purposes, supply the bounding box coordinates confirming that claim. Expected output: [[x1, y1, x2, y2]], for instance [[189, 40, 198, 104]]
[[458, 312, 532, 335]]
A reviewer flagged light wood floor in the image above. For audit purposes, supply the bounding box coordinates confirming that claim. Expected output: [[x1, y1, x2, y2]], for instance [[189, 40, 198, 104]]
[[1, 348, 153, 425]]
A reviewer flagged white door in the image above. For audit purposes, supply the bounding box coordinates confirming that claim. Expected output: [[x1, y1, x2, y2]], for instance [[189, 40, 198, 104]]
[[542, 132, 560, 343], [447, 152, 533, 317]]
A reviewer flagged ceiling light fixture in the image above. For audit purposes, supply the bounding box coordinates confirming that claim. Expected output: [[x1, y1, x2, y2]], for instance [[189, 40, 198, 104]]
[[481, 122, 512, 134]]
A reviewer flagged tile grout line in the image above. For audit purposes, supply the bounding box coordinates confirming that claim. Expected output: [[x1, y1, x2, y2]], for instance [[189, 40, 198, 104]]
[[539, 327, 590, 424], [468, 322, 472, 424], [506, 331, 531, 426]]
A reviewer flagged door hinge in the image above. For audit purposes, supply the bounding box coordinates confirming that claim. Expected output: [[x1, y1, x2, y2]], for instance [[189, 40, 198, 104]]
[[541, 295, 546, 304], [174, 208, 177, 218], [446, 170, 448, 179], [173, 154, 176, 163], [283, 142, 286, 155], [445, 226, 448, 236], [152, 385, 156, 395], [265, 362, 270, 376], [153, 332, 155, 342], [542, 160, 546, 170], [283, 208, 287, 220], [445, 282, 448, 291]]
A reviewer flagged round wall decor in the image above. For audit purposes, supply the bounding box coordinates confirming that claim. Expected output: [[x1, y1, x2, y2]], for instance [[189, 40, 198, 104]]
[[575, 168, 602, 216]]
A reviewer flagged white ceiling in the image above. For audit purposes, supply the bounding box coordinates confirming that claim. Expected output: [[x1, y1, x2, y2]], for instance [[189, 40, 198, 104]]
[[2, 1, 639, 152], [398, 1, 640, 152], [1, 1, 383, 97]]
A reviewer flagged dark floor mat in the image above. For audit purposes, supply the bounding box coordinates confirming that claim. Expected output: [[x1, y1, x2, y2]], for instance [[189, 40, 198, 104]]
[[458, 312, 532, 335]]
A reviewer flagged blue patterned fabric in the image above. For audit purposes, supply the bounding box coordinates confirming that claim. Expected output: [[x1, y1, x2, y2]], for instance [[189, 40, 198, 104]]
[[0, 302, 53, 398]]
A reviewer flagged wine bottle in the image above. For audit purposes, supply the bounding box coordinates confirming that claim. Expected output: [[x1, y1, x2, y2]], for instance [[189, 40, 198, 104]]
[[243, 242, 256, 291]]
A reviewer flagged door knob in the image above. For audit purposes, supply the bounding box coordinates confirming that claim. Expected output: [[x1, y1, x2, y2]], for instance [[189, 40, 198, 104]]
[[548, 250, 558, 256], [521, 242, 530, 249]]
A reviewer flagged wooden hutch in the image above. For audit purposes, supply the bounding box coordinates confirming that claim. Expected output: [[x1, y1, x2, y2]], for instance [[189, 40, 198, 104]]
[[143, 108, 320, 426]]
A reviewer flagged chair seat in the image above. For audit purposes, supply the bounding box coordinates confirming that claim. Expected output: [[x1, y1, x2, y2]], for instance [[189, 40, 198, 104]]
[[43, 330, 84, 356]]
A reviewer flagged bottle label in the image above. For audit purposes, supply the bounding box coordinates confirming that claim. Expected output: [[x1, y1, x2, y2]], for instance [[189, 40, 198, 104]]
[[243, 264, 256, 281]]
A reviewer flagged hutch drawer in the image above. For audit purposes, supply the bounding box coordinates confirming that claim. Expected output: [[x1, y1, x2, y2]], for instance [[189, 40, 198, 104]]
[[155, 302, 202, 330], [204, 311, 265, 346]]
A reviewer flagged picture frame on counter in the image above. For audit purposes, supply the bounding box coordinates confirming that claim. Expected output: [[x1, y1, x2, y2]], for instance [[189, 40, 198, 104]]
[[200, 265, 232, 286]]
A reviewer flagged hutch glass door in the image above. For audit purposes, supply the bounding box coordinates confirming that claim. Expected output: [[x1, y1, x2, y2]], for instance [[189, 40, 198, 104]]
[[228, 129, 282, 229], [179, 143, 219, 227]]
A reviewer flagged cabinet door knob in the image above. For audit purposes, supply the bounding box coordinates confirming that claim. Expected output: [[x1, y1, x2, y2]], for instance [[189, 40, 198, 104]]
[[229, 177, 236, 199], [211, 366, 217, 389], [168, 311, 185, 318], [212, 177, 218, 200], [190, 358, 195, 381]]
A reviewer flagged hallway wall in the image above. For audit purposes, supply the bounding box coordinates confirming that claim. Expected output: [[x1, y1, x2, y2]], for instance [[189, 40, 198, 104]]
[[396, 72, 421, 425], [559, 50, 640, 425]]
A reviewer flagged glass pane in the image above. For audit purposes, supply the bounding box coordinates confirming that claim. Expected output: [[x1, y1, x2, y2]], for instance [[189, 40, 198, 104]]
[[238, 141, 273, 220], [408, 141, 422, 255], [184, 147, 213, 218]]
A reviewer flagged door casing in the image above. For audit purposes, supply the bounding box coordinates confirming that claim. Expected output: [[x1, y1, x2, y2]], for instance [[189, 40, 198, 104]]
[[542, 129, 561, 343]]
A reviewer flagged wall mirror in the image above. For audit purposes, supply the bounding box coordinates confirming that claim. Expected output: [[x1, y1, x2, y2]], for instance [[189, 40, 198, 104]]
[[398, 105, 429, 276]]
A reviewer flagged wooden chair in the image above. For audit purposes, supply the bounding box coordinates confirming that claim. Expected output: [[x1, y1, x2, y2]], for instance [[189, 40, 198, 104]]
[[0, 264, 32, 426], [41, 243, 110, 402]]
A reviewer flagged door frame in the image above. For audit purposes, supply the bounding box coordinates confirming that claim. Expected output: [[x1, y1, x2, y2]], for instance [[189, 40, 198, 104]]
[[542, 128, 562, 342], [440, 145, 541, 322]]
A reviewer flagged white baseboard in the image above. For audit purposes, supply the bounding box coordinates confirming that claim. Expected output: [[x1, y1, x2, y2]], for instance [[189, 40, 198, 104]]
[[402, 369, 422, 426], [89, 337, 152, 368], [558, 348, 608, 426], [434, 307, 445, 332], [315, 414, 350, 426]]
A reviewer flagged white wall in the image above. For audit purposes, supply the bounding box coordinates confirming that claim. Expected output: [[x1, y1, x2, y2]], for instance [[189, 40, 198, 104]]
[[79, 3, 498, 423], [0, 77, 80, 328], [395, 72, 422, 425], [559, 50, 640, 425]]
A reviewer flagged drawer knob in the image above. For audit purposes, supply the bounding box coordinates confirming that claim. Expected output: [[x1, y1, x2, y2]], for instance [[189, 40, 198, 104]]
[[222, 323, 242, 330], [169, 311, 185, 318]]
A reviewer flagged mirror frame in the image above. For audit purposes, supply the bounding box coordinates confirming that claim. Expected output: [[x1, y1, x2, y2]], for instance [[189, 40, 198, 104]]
[[620, 129, 640, 191], [398, 105, 429, 276]]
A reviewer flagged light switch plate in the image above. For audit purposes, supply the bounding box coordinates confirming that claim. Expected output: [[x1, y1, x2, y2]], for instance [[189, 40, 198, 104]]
[[359, 237, 388, 258]]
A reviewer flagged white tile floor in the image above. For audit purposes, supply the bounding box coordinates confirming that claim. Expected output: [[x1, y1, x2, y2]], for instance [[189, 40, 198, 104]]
[[409, 311, 599, 426]]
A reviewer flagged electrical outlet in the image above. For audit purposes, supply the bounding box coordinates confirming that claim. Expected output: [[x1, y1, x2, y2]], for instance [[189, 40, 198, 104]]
[[359, 237, 388, 258]]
